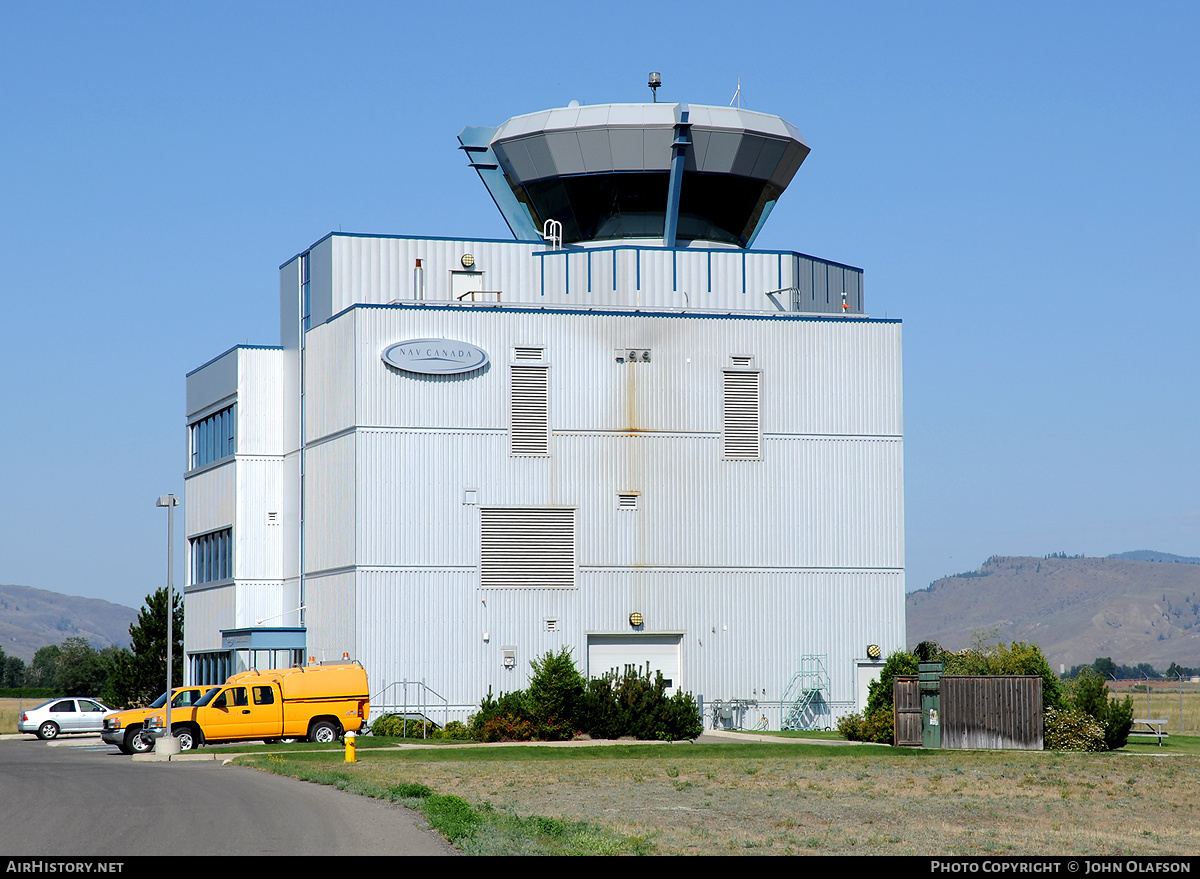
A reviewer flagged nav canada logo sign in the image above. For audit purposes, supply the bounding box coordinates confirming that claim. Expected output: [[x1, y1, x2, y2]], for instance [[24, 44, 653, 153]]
[[382, 339, 489, 376]]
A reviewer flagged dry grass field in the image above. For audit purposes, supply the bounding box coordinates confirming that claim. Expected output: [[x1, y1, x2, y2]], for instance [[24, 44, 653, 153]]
[[0, 697, 32, 734], [244, 739, 1200, 855], [1109, 683, 1200, 733]]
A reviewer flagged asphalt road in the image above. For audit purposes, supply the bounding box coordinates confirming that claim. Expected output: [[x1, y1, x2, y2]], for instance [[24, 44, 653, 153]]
[[0, 734, 455, 857]]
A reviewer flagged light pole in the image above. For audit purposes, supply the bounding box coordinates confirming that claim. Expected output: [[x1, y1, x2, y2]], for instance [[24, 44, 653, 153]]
[[156, 494, 178, 751]]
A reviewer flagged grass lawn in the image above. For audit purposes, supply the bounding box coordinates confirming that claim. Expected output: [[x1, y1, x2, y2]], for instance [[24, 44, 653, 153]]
[[237, 737, 1200, 855]]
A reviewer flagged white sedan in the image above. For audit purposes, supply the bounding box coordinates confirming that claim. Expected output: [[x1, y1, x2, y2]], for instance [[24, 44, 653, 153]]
[[18, 698, 112, 740]]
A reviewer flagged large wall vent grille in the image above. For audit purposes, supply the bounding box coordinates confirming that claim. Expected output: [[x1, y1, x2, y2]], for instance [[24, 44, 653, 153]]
[[510, 365, 549, 456], [480, 508, 576, 589], [722, 370, 761, 460]]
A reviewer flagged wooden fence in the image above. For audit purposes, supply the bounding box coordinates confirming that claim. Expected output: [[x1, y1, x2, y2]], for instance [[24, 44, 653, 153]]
[[893, 675, 1043, 750]]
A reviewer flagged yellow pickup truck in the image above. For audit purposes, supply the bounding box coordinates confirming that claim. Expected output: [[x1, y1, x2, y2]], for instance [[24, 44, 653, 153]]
[[144, 663, 369, 750], [101, 686, 214, 754]]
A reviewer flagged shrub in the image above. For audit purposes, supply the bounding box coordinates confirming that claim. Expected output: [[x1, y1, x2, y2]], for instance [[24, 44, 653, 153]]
[[470, 657, 702, 742], [434, 720, 472, 740], [577, 664, 701, 741], [1044, 707, 1106, 751], [1071, 669, 1110, 720], [370, 714, 435, 738], [478, 713, 537, 742], [527, 648, 585, 740], [468, 687, 534, 740], [1103, 695, 1135, 750], [837, 711, 865, 741], [1068, 669, 1135, 750], [861, 707, 894, 744], [939, 640, 1065, 713], [864, 650, 918, 719]]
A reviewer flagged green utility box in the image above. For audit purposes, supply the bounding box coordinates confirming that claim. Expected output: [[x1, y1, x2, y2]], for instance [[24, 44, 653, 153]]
[[918, 661, 943, 749]]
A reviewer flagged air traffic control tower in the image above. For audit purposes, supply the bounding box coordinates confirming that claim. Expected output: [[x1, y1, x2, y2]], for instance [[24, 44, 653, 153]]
[[183, 91, 902, 731], [460, 101, 809, 250]]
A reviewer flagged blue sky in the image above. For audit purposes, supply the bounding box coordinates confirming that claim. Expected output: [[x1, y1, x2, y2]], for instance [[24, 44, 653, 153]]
[[1, 3, 1197, 612]]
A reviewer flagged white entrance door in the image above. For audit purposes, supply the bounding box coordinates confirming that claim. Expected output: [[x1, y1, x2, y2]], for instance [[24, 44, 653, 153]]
[[450, 271, 484, 301], [587, 635, 682, 696]]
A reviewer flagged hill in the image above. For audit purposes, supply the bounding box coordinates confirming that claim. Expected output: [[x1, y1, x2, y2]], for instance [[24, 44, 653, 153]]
[[906, 555, 1200, 672], [0, 583, 137, 662]]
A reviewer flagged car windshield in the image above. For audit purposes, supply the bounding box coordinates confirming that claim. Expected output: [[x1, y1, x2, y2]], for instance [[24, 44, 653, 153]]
[[194, 687, 222, 707], [147, 692, 168, 709], [32, 700, 55, 710]]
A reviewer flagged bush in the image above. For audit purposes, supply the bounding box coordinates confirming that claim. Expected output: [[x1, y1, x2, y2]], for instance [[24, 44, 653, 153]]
[[434, 720, 472, 740], [1044, 707, 1106, 751], [1068, 669, 1135, 750], [370, 714, 437, 738], [478, 713, 537, 742], [864, 650, 918, 719], [837, 712, 865, 741], [527, 648, 585, 740], [1103, 695, 1135, 750], [578, 664, 702, 741], [861, 707, 894, 744], [468, 687, 534, 740], [469, 655, 703, 743]]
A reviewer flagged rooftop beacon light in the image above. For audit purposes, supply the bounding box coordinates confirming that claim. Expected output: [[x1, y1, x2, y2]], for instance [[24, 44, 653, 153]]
[[648, 71, 661, 102]]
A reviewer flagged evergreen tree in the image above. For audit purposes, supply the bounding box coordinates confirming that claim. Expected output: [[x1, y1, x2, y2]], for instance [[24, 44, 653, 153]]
[[105, 588, 184, 708]]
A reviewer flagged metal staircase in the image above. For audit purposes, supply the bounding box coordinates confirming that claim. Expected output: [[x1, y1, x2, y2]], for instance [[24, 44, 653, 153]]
[[781, 654, 832, 730]]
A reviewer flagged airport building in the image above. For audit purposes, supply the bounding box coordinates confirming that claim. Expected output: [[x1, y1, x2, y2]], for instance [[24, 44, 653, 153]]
[[182, 97, 904, 728]]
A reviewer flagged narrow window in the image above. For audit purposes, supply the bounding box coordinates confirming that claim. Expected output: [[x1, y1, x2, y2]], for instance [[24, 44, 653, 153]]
[[722, 370, 761, 460]]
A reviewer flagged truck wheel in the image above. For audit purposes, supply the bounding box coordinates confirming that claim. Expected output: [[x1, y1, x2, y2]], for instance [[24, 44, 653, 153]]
[[128, 729, 153, 754], [175, 727, 201, 751], [37, 721, 60, 740], [308, 721, 339, 744]]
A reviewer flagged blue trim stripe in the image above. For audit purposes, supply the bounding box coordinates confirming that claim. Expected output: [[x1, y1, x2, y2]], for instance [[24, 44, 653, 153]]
[[331, 301, 900, 325]]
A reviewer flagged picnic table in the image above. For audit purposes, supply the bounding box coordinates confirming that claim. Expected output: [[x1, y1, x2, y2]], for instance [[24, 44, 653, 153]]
[[1128, 718, 1170, 746]]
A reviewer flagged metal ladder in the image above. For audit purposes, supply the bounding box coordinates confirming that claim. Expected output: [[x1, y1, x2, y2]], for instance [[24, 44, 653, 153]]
[[781, 654, 832, 730]]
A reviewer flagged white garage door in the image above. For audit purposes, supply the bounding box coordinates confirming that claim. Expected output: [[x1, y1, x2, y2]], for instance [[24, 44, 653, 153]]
[[587, 635, 682, 696]]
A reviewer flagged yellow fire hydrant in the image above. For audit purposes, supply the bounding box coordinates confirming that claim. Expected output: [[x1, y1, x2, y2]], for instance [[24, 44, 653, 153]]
[[344, 730, 357, 763]]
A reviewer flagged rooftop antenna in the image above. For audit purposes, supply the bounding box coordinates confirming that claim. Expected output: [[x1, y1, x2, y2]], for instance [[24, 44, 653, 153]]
[[648, 71, 661, 102], [729, 77, 742, 108]]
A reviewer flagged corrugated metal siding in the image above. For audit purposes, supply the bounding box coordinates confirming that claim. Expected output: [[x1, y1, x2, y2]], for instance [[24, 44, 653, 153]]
[[353, 429, 901, 570], [305, 317, 355, 441], [237, 348, 286, 454], [184, 461, 235, 538], [234, 457, 286, 580], [183, 584, 235, 653], [234, 580, 299, 630], [341, 305, 899, 443], [352, 567, 903, 713], [315, 235, 863, 316], [303, 435, 355, 573], [305, 571, 355, 662]]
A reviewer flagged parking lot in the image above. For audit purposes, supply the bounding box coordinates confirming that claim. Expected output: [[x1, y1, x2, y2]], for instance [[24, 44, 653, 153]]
[[0, 731, 453, 857]]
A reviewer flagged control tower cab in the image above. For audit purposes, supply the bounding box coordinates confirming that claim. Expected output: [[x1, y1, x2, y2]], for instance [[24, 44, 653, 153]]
[[460, 102, 810, 249]]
